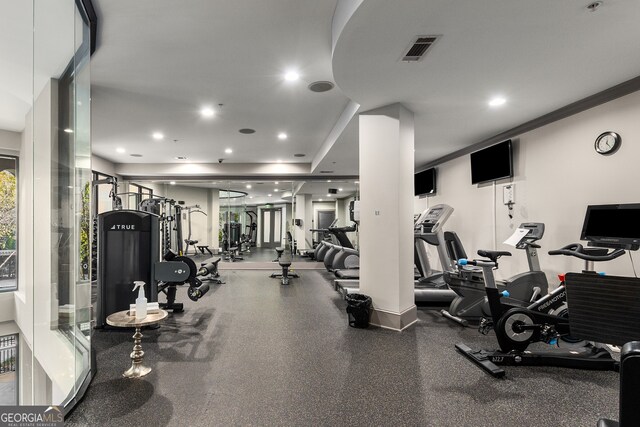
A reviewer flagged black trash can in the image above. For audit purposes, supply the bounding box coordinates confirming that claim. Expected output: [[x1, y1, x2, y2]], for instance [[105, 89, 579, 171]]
[[346, 293, 372, 328]]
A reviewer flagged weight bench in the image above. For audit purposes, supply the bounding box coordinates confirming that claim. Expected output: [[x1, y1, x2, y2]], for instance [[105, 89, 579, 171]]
[[224, 246, 243, 262], [184, 239, 198, 255], [273, 231, 295, 262], [270, 249, 298, 285], [273, 246, 285, 262], [197, 245, 213, 256]]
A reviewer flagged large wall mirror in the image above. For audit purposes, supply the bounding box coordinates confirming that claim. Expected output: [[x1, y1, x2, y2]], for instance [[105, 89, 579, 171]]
[[117, 179, 360, 264]]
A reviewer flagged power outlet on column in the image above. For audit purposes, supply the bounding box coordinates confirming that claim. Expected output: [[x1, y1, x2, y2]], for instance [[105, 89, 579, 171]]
[[503, 184, 515, 205]]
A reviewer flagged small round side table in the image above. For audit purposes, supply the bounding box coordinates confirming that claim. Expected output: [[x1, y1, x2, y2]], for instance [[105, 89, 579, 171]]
[[106, 309, 168, 378]]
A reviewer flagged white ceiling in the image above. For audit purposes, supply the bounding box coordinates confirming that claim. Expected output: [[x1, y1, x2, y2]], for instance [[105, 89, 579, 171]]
[[6, 1, 639, 178], [91, 0, 350, 165], [332, 0, 640, 166]]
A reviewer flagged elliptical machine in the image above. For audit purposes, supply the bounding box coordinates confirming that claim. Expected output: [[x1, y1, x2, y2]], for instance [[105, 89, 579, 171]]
[[442, 223, 549, 326]]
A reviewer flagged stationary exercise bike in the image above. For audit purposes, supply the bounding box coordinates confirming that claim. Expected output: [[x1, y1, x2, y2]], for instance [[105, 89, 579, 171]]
[[455, 242, 625, 377], [442, 223, 549, 326]]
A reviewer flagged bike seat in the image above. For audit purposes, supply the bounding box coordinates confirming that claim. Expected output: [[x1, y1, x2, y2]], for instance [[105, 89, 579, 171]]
[[477, 250, 512, 263]]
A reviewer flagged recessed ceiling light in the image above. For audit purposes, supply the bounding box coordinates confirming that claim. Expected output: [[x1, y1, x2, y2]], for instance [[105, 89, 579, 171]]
[[284, 71, 299, 82], [249, 196, 253, 199], [246, 184, 252, 189], [116, 147, 125, 153], [152, 132, 164, 140], [326, 194, 331, 197], [275, 181, 279, 184], [170, 181, 176, 185], [200, 106, 215, 118], [488, 97, 506, 107], [268, 194, 272, 197], [319, 198, 323, 201], [338, 188, 343, 191], [278, 132, 288, 140], [63, 128, 73, 133], [225, 148, 233, 154], [327, 180, 332, 183], [274, 189, 279, 192]]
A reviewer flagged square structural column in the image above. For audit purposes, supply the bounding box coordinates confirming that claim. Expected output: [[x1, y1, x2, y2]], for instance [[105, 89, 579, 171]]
[[359, 103, 417, 330], [208, 189, 220, 250], [295, 194, 313, 251]]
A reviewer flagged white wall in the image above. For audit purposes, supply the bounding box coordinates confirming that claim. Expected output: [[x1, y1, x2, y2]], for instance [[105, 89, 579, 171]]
[[130, 183, 217, 249], [425, 89, 640, 285], [163, 185, 211, 246], [336, 198, 345, 226], [91, 155, 117, 176], [0, 130, 21, 151]]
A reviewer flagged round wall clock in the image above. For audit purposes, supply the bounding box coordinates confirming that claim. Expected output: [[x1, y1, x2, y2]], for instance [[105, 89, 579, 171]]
[[594, 131, 621, 155]]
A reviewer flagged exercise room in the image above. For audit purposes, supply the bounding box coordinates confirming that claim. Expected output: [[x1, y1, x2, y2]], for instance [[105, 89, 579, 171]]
[[1, 1, 640, 426]]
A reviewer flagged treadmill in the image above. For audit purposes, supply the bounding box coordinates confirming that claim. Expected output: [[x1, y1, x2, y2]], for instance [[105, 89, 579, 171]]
[[335, 204, 457, 303]]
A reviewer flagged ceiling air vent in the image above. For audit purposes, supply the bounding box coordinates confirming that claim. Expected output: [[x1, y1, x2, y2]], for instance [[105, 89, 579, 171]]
[[401, 35, 440, 62], [308, 81, 334, 93], [319, 170, 334, 174]]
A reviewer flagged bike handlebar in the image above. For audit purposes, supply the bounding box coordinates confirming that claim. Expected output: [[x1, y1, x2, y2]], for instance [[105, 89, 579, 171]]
[[548, 243, 626, 261]]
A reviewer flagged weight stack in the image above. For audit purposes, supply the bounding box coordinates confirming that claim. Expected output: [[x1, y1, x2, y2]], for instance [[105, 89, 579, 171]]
[[96, 210, 159, 328]]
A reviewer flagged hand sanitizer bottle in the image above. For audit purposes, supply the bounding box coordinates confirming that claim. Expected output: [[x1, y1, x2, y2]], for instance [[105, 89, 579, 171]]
[[133, 281, 148, 320]]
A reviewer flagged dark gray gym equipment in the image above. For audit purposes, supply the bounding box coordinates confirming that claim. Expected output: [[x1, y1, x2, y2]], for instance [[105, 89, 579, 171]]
[[442, 223, 549, 326], [335, 204, 458, 303]]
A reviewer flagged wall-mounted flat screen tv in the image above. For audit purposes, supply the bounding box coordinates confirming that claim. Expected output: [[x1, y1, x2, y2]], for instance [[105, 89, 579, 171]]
[[415, 168, 436, 196], [470, 139, 513, 184]]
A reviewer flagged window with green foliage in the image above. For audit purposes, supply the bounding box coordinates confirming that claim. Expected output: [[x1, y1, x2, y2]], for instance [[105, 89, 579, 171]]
[[0, 156, 17, 292]]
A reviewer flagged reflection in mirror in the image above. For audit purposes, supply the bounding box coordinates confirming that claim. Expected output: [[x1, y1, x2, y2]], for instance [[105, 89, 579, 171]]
[[97, 179, 360, 270]]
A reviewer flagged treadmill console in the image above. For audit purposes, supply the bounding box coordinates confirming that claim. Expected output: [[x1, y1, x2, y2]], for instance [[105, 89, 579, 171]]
[[415, 204, 454, 235]]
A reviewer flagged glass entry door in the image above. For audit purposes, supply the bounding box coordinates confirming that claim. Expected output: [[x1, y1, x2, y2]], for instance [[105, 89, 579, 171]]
[[261, 208, 282, 248]]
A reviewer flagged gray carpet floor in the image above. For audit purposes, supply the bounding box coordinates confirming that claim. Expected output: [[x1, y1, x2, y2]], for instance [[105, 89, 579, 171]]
[[67, 269, 619, 427]]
